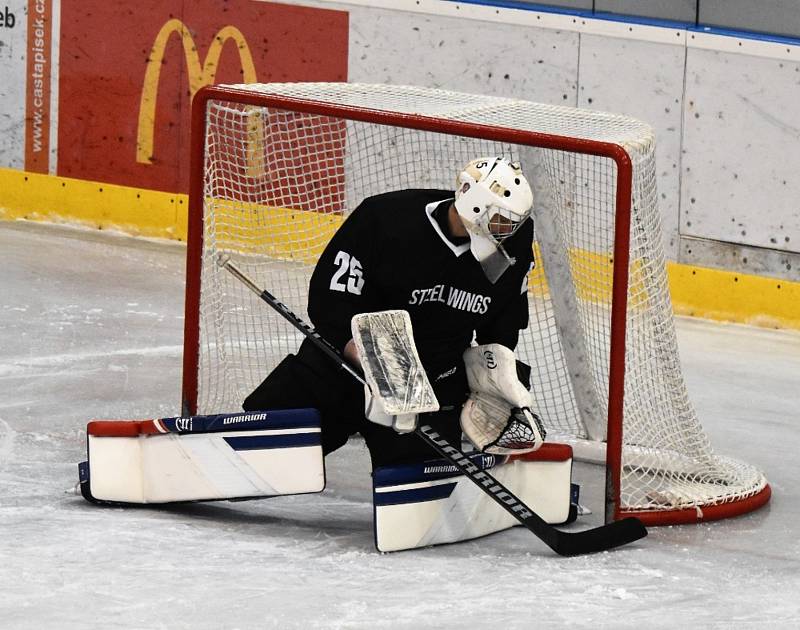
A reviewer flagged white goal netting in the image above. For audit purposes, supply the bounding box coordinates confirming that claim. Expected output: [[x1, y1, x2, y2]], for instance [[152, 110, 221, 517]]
[[186, 82, 769, 523]]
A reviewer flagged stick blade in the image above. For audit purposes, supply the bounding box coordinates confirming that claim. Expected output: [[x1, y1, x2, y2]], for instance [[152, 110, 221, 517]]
[[547, 517, 647, 556]]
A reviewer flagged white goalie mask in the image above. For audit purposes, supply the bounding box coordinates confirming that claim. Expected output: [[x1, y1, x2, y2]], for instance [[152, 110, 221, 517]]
[[454, 157, 533, 283]]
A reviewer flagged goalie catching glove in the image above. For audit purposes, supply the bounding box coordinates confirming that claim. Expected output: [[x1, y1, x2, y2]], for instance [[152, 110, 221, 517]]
[[461, 343, 546, 455]]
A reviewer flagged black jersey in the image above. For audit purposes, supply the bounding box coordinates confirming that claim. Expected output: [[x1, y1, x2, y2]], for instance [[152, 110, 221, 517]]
[[307, 189, 534, 400]]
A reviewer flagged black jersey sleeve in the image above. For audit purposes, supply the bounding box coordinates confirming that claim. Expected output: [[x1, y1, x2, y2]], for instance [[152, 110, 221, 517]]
[[307, 199, 379, 351], [475, 221, 534, 350]]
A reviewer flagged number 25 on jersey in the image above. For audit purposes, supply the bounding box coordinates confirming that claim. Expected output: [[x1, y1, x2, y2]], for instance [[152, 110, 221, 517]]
[[329, 250, 365, 295]]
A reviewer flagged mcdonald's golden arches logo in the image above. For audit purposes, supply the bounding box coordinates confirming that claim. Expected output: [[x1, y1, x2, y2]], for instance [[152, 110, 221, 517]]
[[136, 18, 258, 164]]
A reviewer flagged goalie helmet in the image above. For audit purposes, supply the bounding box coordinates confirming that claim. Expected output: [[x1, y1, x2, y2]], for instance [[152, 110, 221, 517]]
[[454, 157, 533, 283]]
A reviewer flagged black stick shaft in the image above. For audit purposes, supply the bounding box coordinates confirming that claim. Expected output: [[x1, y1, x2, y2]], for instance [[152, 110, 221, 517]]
[[221, 256, 366, 387]]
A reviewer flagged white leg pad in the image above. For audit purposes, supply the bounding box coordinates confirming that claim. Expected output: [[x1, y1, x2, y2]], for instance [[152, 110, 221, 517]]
[[373, 443, 573, 552], [81, 409, 325, 504]]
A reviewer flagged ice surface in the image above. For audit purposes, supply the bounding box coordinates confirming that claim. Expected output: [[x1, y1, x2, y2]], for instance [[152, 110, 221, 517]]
[[1, 221, 798, 629]]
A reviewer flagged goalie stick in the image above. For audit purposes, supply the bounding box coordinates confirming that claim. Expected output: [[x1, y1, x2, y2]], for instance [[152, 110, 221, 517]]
[[218, 255, 647, 556]]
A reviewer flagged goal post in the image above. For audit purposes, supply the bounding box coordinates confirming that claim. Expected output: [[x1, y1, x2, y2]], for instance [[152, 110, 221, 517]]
[[182, 82, 770, 526]]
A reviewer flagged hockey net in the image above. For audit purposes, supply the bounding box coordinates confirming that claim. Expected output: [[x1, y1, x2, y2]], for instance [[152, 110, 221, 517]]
[[183, 82, 770, 525]]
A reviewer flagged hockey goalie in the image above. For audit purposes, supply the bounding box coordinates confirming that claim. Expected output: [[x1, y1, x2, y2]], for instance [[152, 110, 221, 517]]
[[79, 157, 578, 551]]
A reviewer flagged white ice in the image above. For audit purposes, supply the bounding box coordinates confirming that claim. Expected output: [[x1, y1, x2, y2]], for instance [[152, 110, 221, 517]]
[[0, 221, 798, 629]]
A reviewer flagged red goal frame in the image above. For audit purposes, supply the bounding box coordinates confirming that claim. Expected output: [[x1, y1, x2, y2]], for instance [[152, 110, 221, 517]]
[[181, 84, 770, 525]]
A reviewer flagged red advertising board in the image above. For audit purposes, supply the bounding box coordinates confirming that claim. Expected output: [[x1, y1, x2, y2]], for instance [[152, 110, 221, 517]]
[[26, 0, 53, 174], [57, 0, 348, 193]]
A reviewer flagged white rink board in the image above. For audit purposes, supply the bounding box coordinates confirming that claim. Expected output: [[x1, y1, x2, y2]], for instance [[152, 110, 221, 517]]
[[682, 46, 800, 253], [346, 5, 579, 106], [0, 0, 27, 169], [577, 33, 686, 253]]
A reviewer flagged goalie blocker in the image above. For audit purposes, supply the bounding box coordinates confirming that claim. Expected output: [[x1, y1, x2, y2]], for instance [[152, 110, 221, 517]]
[[78, 410, 325, 504]]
